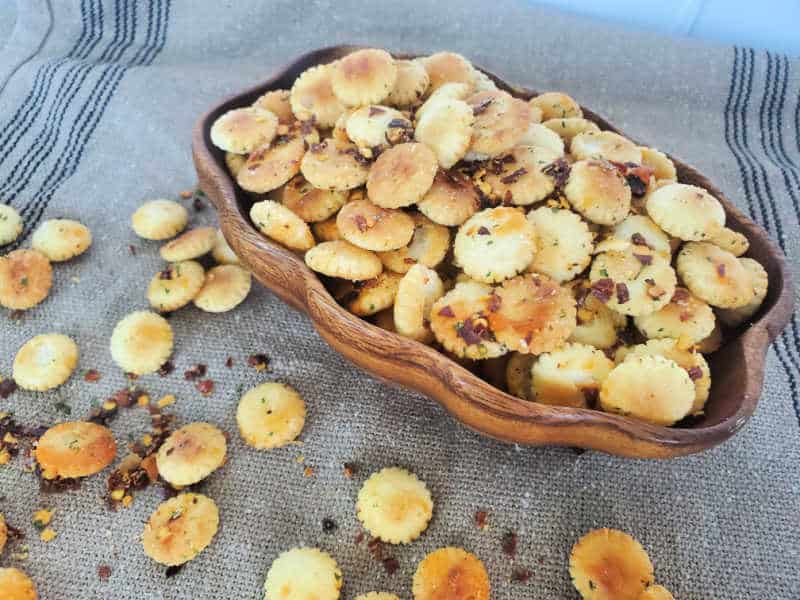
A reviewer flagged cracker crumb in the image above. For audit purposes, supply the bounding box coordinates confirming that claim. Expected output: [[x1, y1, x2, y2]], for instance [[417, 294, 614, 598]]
[[40, 528, 57, 542]]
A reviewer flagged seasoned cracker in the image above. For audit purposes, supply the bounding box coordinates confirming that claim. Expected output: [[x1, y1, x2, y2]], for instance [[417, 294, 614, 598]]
[[467, 90, 531, 157], [564, 159, 631, 225], [131, 199, 188, 240], [0, 204, 23, 245], [717, 257, 769, 326], [159, 226, 217, 261], [147, 260, 205, 312], [0, 249, 52, 310], [211, 228, 240, 265], [416, 82, 471, 121], [264, 547, 342, 600], [35, 421, 116, 478], [527, 206, 593, 282], [142, 493, 219, 566], [277, 175, 348, 223], [210, 107, 278, 154], [518, 122, 565, 156], [454, 207, 535, 283], [506, 352, 534, 399], [237, 382, 306, 449], [634, 287, 715, 345], [337, 198, 414, 252], [413, 95, 474, 168], [483, 145, 560, 205], [676, 242, 754, 308], [571, 130, 642, 164], [417, 169, 480, 226], [639, 146, 677, 181], [156, 422, 227, 486], [345, 105, 410, 150], [566, 279, 628, 349], [646, 183, 725, 241], [394, 265, 444, 341], [367, 142, 438, 208], [312, 217, 342, 242], [253, 89, 294, 124], [530, 92, 583, 120], [193, 265, 251, 313], [0, 568, 37, 599], [237, 133, 306, 193], [421, 52, 476, 92], [543, 117, 600, 143], [387, 59, 430, 106], [348, 271, 403, 316], [13, 333, 78, 391], [709, 226, 749, 257], [250, 199, 315, 251], [305, 240, 382, 281], [290, 64, 346, 127], [357, 467, 433, 544], [639, 585, 675, 600], [378, 212, 450, 274], [600, 355, 694, 425], [611, 214, 672, 258], [332, 48, 397, 107], [531, 343, 614, 408], [109, 311, 173, 375], [413, 547, 490, 600], [300, 138, 370, 191], [570, 528, 654, 600]]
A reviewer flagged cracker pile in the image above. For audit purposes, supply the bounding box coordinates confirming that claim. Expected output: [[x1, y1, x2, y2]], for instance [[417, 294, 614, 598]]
[[211, 47, 769, 428]]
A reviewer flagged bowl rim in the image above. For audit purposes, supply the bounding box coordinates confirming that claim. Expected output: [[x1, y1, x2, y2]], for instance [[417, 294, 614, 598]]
[[192, 45, 794, 458]]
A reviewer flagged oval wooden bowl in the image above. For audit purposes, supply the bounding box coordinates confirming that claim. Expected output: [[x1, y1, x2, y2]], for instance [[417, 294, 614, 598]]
[[192, 45, 793, 458]]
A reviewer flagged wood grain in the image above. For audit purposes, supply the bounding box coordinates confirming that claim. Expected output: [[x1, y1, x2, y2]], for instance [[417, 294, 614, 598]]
[[192, 45, 794, 458]]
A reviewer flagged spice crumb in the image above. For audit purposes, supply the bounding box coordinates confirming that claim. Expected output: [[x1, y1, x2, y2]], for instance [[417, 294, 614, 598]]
[[97, 565, 112, 580], [343, 462, 357, 478], [501, 531, 518, 557], [196, 379, 214, 396], [475, 510, 489, 529]]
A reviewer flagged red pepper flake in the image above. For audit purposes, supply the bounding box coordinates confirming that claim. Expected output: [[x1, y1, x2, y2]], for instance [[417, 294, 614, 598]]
[[97, 565, 112, 580], [83, 369, 101, 382], [158, 268, 173, 280], [630, 232, 650, 248], [193, 196, 205, 211], [0, 379, 18, 399], [183, 364, 207, 381], [165, 565, 184, 578], [368, 106, 386, 117], [500, 167, 528, 185], [542, 158, 571, 188], [616, 282, 630, 304], [581, 387, 599, 407], [475, 510, 489, 529], [511, 568, 532, 583], [438, 305, 455, 318], [158, 360, 175, 377], [457, 317, 494, 345], [633, 253, 653, 265], [300, 116, 316, 135], [112, 388, 136, 408], [354, 531, 365, 544], [472, 97, 494, 115], [247, 354, 270, 371], [309, 142, 325, 154], [501, 531, 518, 557], [686, 366, 703, 380], [487, 293, 502, 312], [671, 288, 690, 303], [382, 557, 400, 575], [127, 245, 137, 256], [367, 537, 383, 559], [196, 379, 214, 396], [716, 263, 726, 277], [343, 462, 358, 478], [590, 278, 614, 303], [403, 257, 417, 264], [477, 226, 491, 235], [225, 356, 234, 368], [354, 214, 368, 233]]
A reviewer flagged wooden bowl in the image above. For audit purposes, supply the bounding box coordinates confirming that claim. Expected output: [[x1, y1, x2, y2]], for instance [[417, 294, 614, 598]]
[[192, 45, 793, 458]]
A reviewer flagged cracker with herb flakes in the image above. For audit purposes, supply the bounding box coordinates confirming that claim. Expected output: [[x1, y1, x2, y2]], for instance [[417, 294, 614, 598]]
[[717, 257, 769, 327], [378, 212, 449, 274], [367, 142, 438, 209], [237, 382, 306, 449], [639, 146, 677, 181], [210, 106, 278, 154], [156, 423, 227, 487], [634, 286, 715, 345], [193, 264, 251, 313], [421, 52, 476, 93], [467, 90, 531, 158], [571, 130, 642, 164], [484, 145, 560, 205], [414, 94, 474, 169], [564, 159, 632, 226], [147, 260, 205, 312], [347, 271, 402, 317], [610, 214, 672, 258], [264, 547, 342, 600], [676, 242, 755, 309], [345, 105, 410, 151], [531, 343, 614, 408], [337, 198, 414, 252], [131, 199, 188, 240], [518, 122, 565, 156], [277, 175, 348, 223], [237, 132, 306, 193], [0, 249, 52, 310], [13, 333, 78, 391], [159, 226, 216, 261], [647, 183, 725, 241], [252, 89, 294, 124], [301, 138, 370, 191], [290, 64, 346, 127], [250, 199, 315, 251], [543, 116, 600, 143], [142, 493, 219, 566], [417, 169, 480, 227], [0, 204, 24, 246], [31, 218, 92, 262], [709, 225, 750, 257], [332, 48, 397, 107], [413, 547, 490, 600], [305, 240, 382, 281], [387, 59, 429, 106], [356, 467, 433, 544], [566, 279, 628, 350], [527, 206, 593, 282], [530, 91, 583, 120], [110, 311, 173, 375], [35, 421, 116, 479]]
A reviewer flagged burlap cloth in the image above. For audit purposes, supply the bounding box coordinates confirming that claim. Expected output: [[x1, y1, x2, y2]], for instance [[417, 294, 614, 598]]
[[1, 1, 798, 598]]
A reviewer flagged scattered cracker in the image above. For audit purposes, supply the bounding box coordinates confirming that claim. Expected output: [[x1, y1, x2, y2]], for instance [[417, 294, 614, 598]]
[[357, 466, 433, 544], [530, 92, 583, 120], [676, 242, 755, 309], [156, 422, 227, 487], [109, 311, 173, 375], [290, 64, 346, 127], [467, 90, 530, 157], [193, 264, 252, 313], [147, 261, 205, 312], [0, 568, 37, 599], [264, 547, 342, 600], [388, 59, 430, 106], [251, 199, 315, 251], [564, 160, 631, 226], [414, 94, 474, 168], [505, 352, 534, 400], [131, 199, 189, 240], [301, 138, 370, 191], [417, 170, 480, 226], [571, 130, 642, 164], [527, 207, 593, 282], [717, 257, 769, 327], [35, 421, 116, 479], [237, 382, 306, 449], [421, 52, 476, 92], [332, 48, 397, 107], [13, 333, 78, 391], [484, 145, 560, 205], [412, 547, 490, 600], [0, 205, 24, 246], [367, 142, 438, 209], [337, 198, 415, 252], [159, 226, 216, 261], [253, 89, 294, 124], [142, 493, 219, 566], [31, 218, 92, 262], [634, 287, 715, 345], [646, 183, 725, 241], [210, 106, 278, 154], [305, 240, 382, 281], [531, 343, 614, 408], [0, 249, 52, 310], [237, 132, 305, 193], [348, 271, 403, 316], [394, 265, 444, 341], [211, 228, 240, 265]]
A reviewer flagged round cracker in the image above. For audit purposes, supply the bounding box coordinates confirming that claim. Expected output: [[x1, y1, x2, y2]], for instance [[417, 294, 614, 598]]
[[0, 249, 52, 310], [454, 207, 536, 283], [717, 257, 769, 326], [348, 271, 403, 316], [312, 217, 342, 242], [639, 147, 676, 181], [156, 422, 227, 486], [570, 528, 654, 600], [506, 352, 534, 399], [110, 311, 173, 375], [264, 547, 342, 600], [131, 199, 188, 240], [378, 212, 450, 274], [290, 64, 346, 127], [225, 152, 247, 178], [467, 90, 530, 157], [421, 52, 476, 92], [527, 206, 593, 282], [564, 160, 632, 226], [709, 226, 749, 257], [147, 260, 205, 312], [305, 240, 382, 281], [634, 287, 715, 345], [237, 132, 305, 193], [0, 568, 37, 600], [345, 105, 410, 150], [483, 145, 560, 205], [589, 247, 677, 317], [357, 466, 433, 544], [237, 382, 306, 449], [530, 92, 583, 120], [417, 170, 480, 226], [253, 89, 294, 124], [412, 547, 490, 600], [210, 106, 278, 154], [301, 138, 370, 191], [332, 48, 397, 106], [599, 355, 694, 425], [13, 333, 78, 391], [646, 183, 725, 241], [142, 493, 219, 566], [531, 343, 614, 408], [388, 59, 430, 106], [277, 175, 348, 223], [159, 226, 216, 261], [251, 199, 315, 251], [518, 122, 565, 156], [211, 229, 240, 265], [639, 585, 675, 600], [416, 82, 472, 121], [571, 130, 642, 164], [430, 281, 507, 359], [193, 264, 252, 313], [676, 242, 754, 309], [488, 273, 576, 355], [543, 117, 600, 143], [567, 279, 628, 349], [611, 214, 672, 257], [35, 421, 116, 479], [414, 95, 474, 169], [394, 265, 444, 341], [0, 205, 24, 246], [337, 198, 414, 252], [367, 142, 438, 209]]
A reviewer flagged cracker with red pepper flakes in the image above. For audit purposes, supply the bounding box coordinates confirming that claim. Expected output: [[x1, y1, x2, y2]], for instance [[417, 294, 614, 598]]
[[417, 169, 480, 227], [210, 106, 278, 155], [147, 261, 205, 313], [413, 547, 490, 600], [345, 105, 409, 152], [277, 175, 349, 224], [378, 212, 450, 274], [387, 59, 430, 106], [250, 200, 315, 251], [142, 493, 219, 567], [531, 343, 614, 409], [300, 138, 371, 192], [634, 286, 715, 345], [0, 249, 53, 311], [35, 421, 116, 479], [466, 90, 531, 158], [156, 422, 226, 487], [676, 242, 755, 309], [483, 145, 560, 206], [337, 198, 414, 252]]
